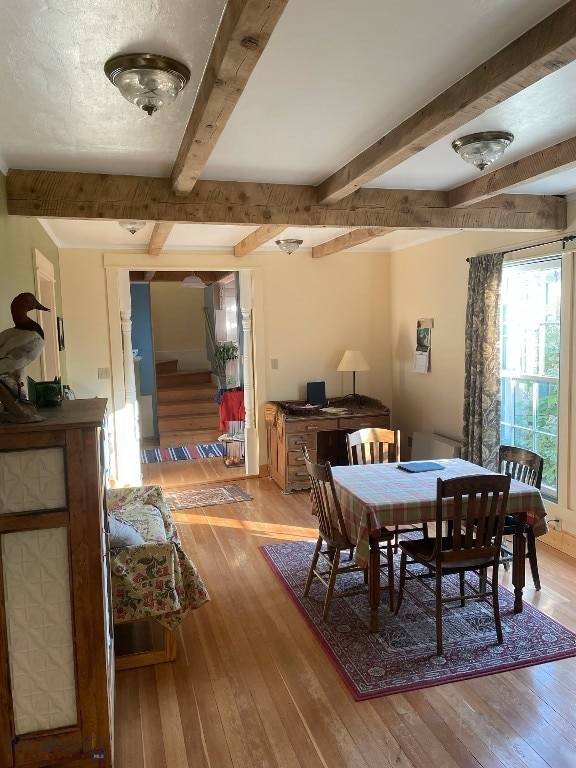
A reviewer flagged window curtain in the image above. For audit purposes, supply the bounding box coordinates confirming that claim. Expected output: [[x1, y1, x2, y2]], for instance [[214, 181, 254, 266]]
[[462, 252, 504, 470]]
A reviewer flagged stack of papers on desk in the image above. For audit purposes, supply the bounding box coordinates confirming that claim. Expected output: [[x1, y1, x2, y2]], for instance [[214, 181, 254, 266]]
[[320, 407, 350, 414]]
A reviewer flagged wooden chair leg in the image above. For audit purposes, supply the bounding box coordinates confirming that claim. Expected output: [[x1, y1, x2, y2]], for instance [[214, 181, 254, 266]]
[[435, 568, 443, 657], [394, 552, 407, 616], [526, 527, 541, 590], [304, 537, 322, 596], [459, 571, 465, 607], [492, 571, 504, 645], [322, 549, 341, 620], [386, 539, 395, 612]]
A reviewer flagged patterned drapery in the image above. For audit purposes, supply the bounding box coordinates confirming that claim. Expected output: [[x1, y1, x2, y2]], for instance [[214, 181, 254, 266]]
[[462, 252, 504, 470]]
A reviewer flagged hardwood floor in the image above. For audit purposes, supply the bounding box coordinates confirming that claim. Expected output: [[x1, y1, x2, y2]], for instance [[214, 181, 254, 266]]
[[141, 454, 246, 487], [114, 477, 576, 767]]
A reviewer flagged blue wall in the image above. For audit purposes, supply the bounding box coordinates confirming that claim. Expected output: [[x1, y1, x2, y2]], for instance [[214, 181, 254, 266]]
[[130, 283, 158, 438]]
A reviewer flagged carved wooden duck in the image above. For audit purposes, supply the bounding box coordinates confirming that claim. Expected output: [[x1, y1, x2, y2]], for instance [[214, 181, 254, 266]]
[[0, 292, 50, 421]]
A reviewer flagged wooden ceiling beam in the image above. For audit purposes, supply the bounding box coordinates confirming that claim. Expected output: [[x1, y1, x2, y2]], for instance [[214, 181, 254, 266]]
[[312, 228, 394, 259], [170, 0, 289, 194], [317, 0, 576, 203], [6, 169, 566, 231], [234, 224, 286, 257], [148, 223, 174, 255], [449, 135, 576, 207]]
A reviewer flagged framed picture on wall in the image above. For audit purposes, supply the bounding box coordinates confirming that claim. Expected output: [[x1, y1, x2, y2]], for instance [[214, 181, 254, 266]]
[[57, 316, 65, 351]]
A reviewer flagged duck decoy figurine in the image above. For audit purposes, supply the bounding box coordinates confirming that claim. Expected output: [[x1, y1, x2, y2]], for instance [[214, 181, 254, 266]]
[[0, 292, 50, 423]]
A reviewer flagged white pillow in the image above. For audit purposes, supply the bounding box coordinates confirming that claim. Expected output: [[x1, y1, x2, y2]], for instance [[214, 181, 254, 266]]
[[108, 513, 145, 548]]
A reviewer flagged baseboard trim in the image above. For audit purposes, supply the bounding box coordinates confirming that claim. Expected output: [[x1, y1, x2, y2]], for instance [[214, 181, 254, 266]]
[[540, 528, 576, 559]]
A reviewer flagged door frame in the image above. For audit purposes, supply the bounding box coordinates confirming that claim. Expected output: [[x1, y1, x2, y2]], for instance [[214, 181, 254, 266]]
[[34, 248, 60, 381], [103, 254, 264, 485]]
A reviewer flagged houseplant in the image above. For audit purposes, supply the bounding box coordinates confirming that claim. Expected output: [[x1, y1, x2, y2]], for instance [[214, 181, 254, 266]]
[[214, 341, 239, 385]]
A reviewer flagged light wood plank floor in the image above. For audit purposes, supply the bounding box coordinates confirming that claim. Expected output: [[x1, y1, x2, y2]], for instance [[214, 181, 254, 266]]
[[114, 476, 576, 768], [141, 454, 246, 487]]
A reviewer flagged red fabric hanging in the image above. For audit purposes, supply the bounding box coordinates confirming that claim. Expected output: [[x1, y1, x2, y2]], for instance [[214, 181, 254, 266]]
[[219, 389, 245, 431]]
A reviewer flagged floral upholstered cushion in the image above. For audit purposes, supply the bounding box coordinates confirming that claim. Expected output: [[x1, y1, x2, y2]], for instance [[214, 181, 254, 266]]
[[105, 485, 209, 628]]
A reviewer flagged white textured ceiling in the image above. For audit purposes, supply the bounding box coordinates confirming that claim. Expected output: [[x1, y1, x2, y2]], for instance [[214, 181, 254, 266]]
[[1, 0, 575, 252]]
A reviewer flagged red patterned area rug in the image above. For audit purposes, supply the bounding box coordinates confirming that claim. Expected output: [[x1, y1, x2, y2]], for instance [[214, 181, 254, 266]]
[[165, 484, 252, 510], [261, 539, 576, 701]]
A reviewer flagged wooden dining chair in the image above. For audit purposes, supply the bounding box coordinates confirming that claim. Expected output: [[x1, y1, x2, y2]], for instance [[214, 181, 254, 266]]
[[394, 473, 511, 657], [346, 427, 427, 549], [498, 445, 544, 590], [302, 450, 395, 619]]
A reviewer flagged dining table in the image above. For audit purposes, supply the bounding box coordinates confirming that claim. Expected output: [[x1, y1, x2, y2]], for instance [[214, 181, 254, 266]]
[[331, 457, 548, 632]]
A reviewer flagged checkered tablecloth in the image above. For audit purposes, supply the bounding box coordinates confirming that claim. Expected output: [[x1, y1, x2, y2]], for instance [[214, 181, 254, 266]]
[[331, 458, 548, 568]]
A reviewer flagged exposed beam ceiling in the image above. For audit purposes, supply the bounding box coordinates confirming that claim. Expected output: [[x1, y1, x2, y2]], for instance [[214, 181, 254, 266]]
[[130, 270, 233, 284], [316, 0, 576, 203], [146, 0, 288, 255], [449, 134, 576, 207], [233, 224, 286, 257], [312, 229, 395, 258], [7, 170, 566, 231], [148, 223, 175, 256], [170, 0, 289, 194]]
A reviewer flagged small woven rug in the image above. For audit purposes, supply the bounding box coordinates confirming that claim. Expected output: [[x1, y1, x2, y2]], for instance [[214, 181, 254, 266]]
[[261, 539, 576, 701], [141, 443, 225, 463], [165, 484, 252, 509]]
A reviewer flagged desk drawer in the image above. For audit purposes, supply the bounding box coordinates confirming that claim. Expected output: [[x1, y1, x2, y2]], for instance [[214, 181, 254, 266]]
[[340, 415, 390, 431], [284, 418, 338, 433], [287, 448, 316, 469], [287, 464, 312, 483], [286, 433, 317, 452]]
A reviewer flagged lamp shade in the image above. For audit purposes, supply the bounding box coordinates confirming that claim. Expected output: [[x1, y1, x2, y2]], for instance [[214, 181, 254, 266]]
[[180, 274, 206, 289], [337, 350, 370, 372]]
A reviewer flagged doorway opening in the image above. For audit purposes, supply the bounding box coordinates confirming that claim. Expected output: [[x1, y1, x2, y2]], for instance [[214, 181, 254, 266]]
[[129, 269, 247, 487]]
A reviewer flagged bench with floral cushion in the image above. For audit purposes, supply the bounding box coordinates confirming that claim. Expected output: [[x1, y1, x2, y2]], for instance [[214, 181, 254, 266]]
[[105, 484, 209, 669]]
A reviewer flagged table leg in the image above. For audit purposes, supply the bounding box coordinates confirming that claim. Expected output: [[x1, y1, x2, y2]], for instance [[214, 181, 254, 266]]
[[368, 536, 380, 632], [512, 512, 527, 613]]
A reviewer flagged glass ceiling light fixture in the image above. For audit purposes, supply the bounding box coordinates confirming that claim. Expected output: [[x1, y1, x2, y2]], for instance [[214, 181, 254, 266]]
[[181, 273, 206, 289], [451, 131, 514, 171], [275, 239, 303, 255], [104, 53, 190, 116], [119, 220, 147, 234]]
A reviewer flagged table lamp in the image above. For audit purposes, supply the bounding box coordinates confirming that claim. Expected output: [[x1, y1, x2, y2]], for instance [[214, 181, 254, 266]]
[[337, 350, 370, 399]]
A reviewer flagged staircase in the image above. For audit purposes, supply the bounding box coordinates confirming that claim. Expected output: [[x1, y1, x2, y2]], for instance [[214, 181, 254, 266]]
[[155, 361, 221, 447]]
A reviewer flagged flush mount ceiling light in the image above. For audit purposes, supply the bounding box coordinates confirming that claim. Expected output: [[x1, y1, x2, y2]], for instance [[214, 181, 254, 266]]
[[452, 131, 514, 171], [119, 220, 147, 234], [104, 53, 190, 116], [275, 239, 303, 255], [181, 273, 206, 289]]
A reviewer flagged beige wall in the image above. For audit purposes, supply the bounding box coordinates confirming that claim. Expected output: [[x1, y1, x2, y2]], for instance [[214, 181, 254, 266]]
[[150, 282, 208, 370], [58, 248, 391, 478], [60, 247, 392, 405], [0, 172, 66, 383], [388, 204, 576, 537]]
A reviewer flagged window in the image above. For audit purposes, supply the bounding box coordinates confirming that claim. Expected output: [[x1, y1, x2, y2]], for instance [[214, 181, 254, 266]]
[[500, 256, 561, 501]]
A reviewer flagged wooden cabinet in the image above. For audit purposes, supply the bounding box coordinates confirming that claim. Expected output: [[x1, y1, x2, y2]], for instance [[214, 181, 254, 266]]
[[266, 399, 390, 493], [0, 399, 114, 767]]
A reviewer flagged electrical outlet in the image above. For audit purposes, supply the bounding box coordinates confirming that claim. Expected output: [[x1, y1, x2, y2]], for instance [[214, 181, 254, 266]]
[[271, 358, 278, 370], [549, 518, 562, 531], [98, 367, 110, 380]]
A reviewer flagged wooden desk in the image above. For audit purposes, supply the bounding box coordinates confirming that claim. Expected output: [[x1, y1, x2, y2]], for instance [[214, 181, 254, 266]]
[[266, 398, 390, 493], [331, 458, 548, 632]]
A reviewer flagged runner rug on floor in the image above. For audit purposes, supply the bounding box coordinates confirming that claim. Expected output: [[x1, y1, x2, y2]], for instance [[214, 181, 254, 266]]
[[165, 484, 252, 509], [140, 443, 225, 463], [261, 539, 576, 701]]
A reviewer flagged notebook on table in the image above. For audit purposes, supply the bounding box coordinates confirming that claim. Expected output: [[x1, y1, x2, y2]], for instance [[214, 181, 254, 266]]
[[397, 461, 445, 472]]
